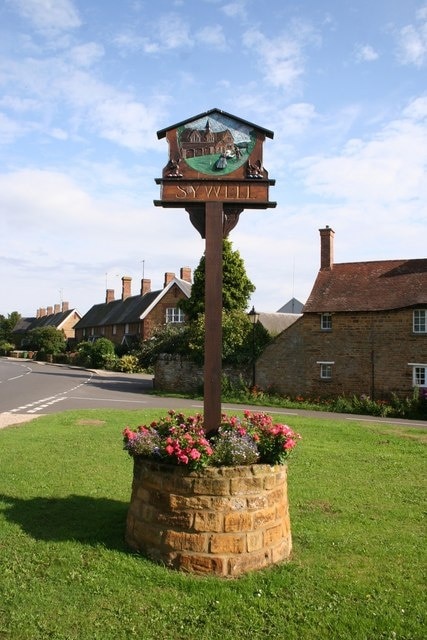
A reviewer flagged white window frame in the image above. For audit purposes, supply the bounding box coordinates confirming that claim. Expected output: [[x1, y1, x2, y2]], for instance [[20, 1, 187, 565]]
[[166, 307, 185, 324], [317, 361, 334, 379], [408, 363, 427, 387], [413, 309, 426, 333], [320, 313, 332, 331], [112, 325, 117, 335]]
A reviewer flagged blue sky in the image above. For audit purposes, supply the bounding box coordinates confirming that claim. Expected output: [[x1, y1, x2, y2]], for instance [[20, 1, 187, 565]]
[[0, 0, 426, 317]]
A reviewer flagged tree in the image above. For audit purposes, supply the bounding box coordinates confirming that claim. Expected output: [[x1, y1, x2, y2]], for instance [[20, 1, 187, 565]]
[[27, 326, 66, 356], [0, 311, 21, 343], [179, 238, 255, 322]]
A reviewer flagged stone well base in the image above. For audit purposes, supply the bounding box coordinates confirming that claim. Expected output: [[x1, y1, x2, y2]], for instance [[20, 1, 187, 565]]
[[125, 459, 292, 577]]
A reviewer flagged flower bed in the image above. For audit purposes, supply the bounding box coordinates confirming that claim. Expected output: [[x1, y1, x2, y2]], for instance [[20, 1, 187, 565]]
[[123, 410, 300, 470]]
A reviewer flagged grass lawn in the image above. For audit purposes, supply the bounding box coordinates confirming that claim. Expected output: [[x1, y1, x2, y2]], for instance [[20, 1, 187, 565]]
[[0, 408, 425, 640]]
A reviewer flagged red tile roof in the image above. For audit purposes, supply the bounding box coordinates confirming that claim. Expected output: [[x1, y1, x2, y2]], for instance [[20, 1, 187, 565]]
[[303, 259, 427, 312]]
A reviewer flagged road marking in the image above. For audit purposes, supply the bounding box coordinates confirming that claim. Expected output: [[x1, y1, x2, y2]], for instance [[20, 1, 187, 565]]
[[70, 396, 148, 404], [6, 374, 94, 414]]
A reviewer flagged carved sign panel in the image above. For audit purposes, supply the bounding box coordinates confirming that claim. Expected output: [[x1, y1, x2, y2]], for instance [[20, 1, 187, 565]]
[[155, 109, 276, 208]]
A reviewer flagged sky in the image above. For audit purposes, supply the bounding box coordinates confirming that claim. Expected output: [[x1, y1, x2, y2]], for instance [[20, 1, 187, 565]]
[[0, 0, 426, 317]]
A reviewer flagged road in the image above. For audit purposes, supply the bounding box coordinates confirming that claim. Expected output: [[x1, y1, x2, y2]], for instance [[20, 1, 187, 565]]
[[0, 357, 425, 429]]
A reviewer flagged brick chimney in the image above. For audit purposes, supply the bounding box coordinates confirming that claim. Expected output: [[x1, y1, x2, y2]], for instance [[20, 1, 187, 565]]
[[62, 301, 69, 312], [40, 308, 47, 317], [121, 276, 132, 300], [47, 306, 53, 316], [164, 272, 175, 287], [319, 226, 335, 270], [54, 304, 60, 314], [106, 289, 115, 304], [140, 278, 151, 296], [180, 266, 192, 282]]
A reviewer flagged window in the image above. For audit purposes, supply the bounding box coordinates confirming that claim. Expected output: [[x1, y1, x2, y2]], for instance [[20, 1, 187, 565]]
[[318, 361, 334, 379], [112, 325, 117, 335], [125, 323, 130, 334], [413, 309, 426, 333], [166, 307, 184, 323], [409, 364, 427, 387], [320, 313, 332, 331]]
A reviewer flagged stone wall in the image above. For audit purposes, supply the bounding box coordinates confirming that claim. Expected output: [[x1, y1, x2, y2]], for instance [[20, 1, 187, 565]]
[[125, 459, 292, 577], [154, 354, 250, 394]]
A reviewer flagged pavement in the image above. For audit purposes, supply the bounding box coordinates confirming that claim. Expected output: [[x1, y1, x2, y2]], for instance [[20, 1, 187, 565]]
[[0, 412, 44, 429]]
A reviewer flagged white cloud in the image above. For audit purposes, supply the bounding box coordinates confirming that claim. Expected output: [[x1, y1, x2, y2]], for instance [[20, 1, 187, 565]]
[[0, 112, 28, 143], [354, 43, 379, 62], [156, 13, 192, 50], [195, 25, 228, 50], [9, 0, 81, 32], [68, 42, 105, 67], [396, 6, 427, 66], [293, 96, 427, 204], [242, 21, 318, 92], [0, 55, 167, 151], [221, 1, 247, 19]]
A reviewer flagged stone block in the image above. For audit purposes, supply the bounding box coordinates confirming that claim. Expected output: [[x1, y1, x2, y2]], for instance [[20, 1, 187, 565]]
[[263, 523, 283, 547], [193, 510, 224, 532], [178, 553, 226, 576], [230, 476, 263, 495], [209, 533, 245, 554], [223, 511, 253, 532], [164, 530, 207, 553], [253, 505, 276, 529], [246, 530, 263, 552]]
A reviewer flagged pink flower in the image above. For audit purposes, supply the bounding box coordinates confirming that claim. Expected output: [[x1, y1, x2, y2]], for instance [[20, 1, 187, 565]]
[[284, 439, 296, 450], [189, 449, 201, 460], [165, 444, 174, 455], [178, 454, 189, 464]]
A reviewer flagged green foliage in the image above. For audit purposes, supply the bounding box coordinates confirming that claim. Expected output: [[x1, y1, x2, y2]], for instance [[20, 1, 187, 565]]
[[0, 340, 14, 355], [116, 354, 141, 373], [184, 310, 271, 365], [0, 311, 21, 343], [26, 326, 66, 356], [138, 324, 191, 369], [179, 238, 255, 321], [76, 338, 116, 368], [218, 383, 427, 421]]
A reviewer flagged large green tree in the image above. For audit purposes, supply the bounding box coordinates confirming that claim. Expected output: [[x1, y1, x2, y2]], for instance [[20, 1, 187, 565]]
[[0, 311, 21, 343], [179, 238, 255, 322]]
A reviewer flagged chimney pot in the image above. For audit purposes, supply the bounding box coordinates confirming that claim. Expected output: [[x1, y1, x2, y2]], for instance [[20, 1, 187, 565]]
[[54, 304, 60, 314], [141, 278, 151, 296], [180, 266, 192, 282], [106, 289, 115, 304], [47, 306, 53, 316], [121, 276, 132, 300], [164, 272, 175, 287], [62, 301, 69, 312], [319, 226, 335, 270]]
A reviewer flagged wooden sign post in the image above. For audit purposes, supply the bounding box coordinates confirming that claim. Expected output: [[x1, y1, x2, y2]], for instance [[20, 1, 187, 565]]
[[155, 109, 275, 436]]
